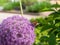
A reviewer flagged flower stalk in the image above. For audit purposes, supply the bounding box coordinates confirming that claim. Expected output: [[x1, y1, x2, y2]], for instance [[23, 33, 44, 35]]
[[20, 0, 23, 16]]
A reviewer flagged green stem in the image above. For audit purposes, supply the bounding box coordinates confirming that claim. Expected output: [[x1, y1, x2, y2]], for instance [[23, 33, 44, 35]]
[[20, 0, 23, 16]]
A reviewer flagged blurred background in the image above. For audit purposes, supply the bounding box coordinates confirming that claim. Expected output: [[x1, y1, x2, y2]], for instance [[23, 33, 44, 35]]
[[0, 0, 59, 13], [0, 0, 60, 45]]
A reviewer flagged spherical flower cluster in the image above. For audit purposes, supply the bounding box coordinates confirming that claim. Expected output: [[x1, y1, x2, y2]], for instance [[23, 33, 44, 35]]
[[0, 16, 35, 45]]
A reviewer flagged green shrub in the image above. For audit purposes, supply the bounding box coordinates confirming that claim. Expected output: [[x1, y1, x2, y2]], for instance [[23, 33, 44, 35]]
[[26, 3, 41, 13], [3, 2, 20, 11], [22, 0, 37, 6], [27, 1, 52, 13], [0, 0, 8, 6], [30, 8, 60, 45], [30, 17, 49, 45]]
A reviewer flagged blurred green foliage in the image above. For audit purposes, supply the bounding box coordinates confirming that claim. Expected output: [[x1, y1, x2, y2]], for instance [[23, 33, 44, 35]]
[[3, 2, 20, 11], [2, 0, 37, 11], [0, 0, 9, 6], [22, 0, 37, 6], [27, 1, 53, 13], [30, 11, 60, 45], [30, 3, 60, 45]]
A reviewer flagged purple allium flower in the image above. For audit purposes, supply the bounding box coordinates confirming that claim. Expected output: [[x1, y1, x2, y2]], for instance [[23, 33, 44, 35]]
[[0, 16, 35, 45]]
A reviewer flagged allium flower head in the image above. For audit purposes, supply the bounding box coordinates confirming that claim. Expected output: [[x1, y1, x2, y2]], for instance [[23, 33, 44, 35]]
[[0, 16, 35, 45]]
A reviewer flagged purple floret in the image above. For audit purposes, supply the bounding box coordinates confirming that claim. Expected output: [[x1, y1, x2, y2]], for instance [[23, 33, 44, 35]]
[[0, 16, 35, 45]]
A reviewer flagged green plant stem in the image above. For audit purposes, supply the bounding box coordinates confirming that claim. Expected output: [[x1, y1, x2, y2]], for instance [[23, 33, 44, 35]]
[[20, 0, 23, 16]]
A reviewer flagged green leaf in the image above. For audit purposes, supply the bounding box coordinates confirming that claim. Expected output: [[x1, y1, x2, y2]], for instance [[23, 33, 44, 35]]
[[55, 17, 60, 20], [48, 28, 59, 36], [55, 19, 60, 23], [51, 3, 60, 8], [55, 22, 60, 27], [40, 36, 49, 42], [49, 12, 60, 18], [36, 18, 47, 25], [48, 33, 56, 45], [58, 33, 60, 38], [56, 27, 60, 32], [41, 25, 53, 32]]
